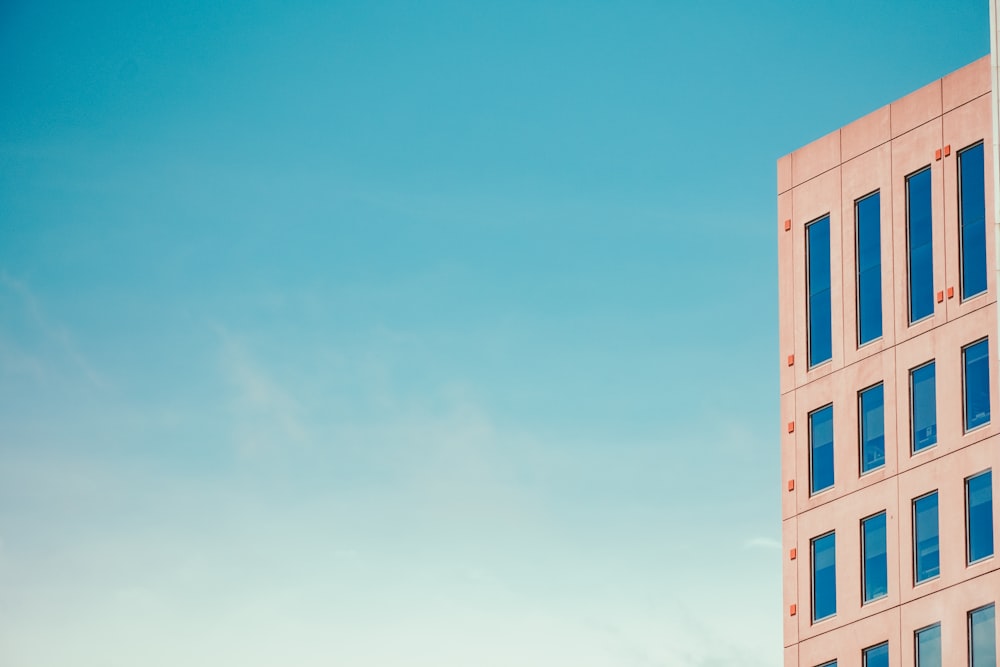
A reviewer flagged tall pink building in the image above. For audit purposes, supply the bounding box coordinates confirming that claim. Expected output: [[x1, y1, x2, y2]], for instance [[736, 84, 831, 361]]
[[778, 56, 999, 667]]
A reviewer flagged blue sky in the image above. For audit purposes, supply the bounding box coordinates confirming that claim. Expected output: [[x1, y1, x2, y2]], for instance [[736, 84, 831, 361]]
[[0, 2, 990, 665]]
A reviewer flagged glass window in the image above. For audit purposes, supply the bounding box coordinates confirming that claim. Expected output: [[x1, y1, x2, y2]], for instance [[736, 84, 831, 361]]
[[970, 604, 996, 667], [916, 624, 941, 667], [964, 339, 991, 431], [857, 192, 883, 345], [812, 532, 837, 622], [860, 383, 885, 473], [862, 512, 888, 602], [907, 167, 934, 323], [911, 362, 938, 452], [808, 216, 833, 366], [914, 492, 940, 583], [863, 642, 888, 667], [959, 143, 987, 300], [967, 470, 994, 564], [810, 404, 835, 495], [817, 663, 837, 667]]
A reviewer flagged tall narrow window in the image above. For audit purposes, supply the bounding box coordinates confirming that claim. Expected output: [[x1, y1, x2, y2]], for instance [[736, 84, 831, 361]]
[[914, 492, 940, 583], [959, 143, 987, 300], [857, 192, 882, 345], [967, 470, 994, 564], [812, 532, 837, 622], [810, 404, 835, 495], [916, 623, 941, 667], [911, 361, 938, 452], [807, 216, 833, 366], [863, 642, 888, 667], [907, 167, 934, 323], [964, 339, 991, 431], [970, 604, 996, 667], [860, 383, 885, 473], [862, 512, 888, 602]]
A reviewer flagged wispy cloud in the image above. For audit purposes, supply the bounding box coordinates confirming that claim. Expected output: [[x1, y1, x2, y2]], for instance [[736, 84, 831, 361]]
[[742, 536, 782, 550]]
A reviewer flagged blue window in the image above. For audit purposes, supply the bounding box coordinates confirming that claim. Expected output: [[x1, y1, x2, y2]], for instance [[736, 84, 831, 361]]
[[810, 405, 835, 495], [914, 492, 940, 583], [959, 143, 987, 300], [862, 512, 888, 603], [970, 604, 996, 667], [807, 216, 833, 366], [916, 624, 941, 667], [911, 362, 937, 452], [964, 339, 991, 431], [812, 532, 836, 622], [817, 663, 837, 667], [863, 642, 888, 667], [860, 383, 885, 473], [857, 192, 882, 345], [967, 470, 994, 564], [907, 167, 934, 323]]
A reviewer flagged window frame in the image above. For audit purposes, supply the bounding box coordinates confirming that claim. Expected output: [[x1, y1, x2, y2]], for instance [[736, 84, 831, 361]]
[[958, 141, 988, 302], [915, 622, 942, 667], [906, 165, 934, 325], [913, 491, 941, 585], [811, 530, 837, 623], [809, 403, 835, 496], [859, 382, 885, 475], [968, 603, 996, 667], [862, 641, 889, 667], [855, 190, 883, 347], [910, 360, 938, 454], [806, 214, 833, 368], [966, 469, 994, 565], [861, 511, 888, 604], [962, 338, 991, 433]]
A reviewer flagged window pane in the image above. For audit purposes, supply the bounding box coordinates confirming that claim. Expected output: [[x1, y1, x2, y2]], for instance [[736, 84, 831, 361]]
[[860, 384, 885, 473], [911, 362, 937, 452], [964, 339, 991, 431], [857, 192, 882, 345], [916, 624, 941, 667], [862, 512, 887, 602], [812, 532, 837, 621], [960, 143, 987, 299], [907, 168, 934, 322], [808, 216, 833, 366], [810, 405, 835, 494], [863, 642, 888, 667], [914, 492, 940, 583], [971, 604, 996, 667], [968, 471, 994, 563]]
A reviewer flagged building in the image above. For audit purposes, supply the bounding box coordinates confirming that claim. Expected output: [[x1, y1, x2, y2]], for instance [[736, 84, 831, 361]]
[[777, 54, 999, 666]]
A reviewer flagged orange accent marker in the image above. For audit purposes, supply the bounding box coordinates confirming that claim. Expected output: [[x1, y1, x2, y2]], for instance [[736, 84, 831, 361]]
[[788, 479, 795, 492], [784, 219, 791, 231], [937, 291, 944, 303], [948, 286, 955, 299], [787, 354, 794, 366], [935, 148, 942, 161], [790, 604, 797, 616], [944, 145, 951, 157], [787, 421, 795, 433], [790, 548, 797, 560]]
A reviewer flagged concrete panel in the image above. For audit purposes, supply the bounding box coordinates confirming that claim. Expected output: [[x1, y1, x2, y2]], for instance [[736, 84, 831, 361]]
[[797, 601, 900, 667], [890, 119, 946, 346], [792, 130, 841, 187], [779, 154, 793, 194], [841, 142, 895, 367], [783, 517, 799, 647], [782, 391, 798, 521], [891, 79, 942, 138], [784, 645, 798, 667], [942, 54, 990, 113], [841, 105, 890, 163], [779, 191, 796, 396]]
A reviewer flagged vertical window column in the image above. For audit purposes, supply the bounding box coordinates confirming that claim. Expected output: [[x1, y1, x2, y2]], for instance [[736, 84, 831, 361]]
[[907, 167, 934, 323], [811, 532, 837, 622], [970, 604, 996, 667], [807, 216, 833, 366], [911, 362, 938, 452], [959, 143, 987, 300], [856, 192, 882, 345], [967, 470, 994, 564], [860, 383, 884, 473], [810, 405, 835, 495], [964, 339, 991, 431], [862, 512, 887, 602], [914, 492, 940, 583], [915, 624, 941, 667]]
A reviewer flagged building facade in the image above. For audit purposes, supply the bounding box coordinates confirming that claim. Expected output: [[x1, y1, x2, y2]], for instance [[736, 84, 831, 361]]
[[778, 55, 999, 666]]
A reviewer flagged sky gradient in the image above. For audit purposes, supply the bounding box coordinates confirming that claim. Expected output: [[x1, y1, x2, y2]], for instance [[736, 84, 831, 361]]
[[0, 1, 992, 665]]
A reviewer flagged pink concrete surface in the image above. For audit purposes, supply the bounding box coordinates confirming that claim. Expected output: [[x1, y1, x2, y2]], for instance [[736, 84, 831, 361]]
[[778, 56, 999, 667]]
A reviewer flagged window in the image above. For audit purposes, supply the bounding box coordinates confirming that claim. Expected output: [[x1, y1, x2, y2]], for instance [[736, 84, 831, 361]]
[[860, 383, 885, 473], [862, 512, 888, 602], [816, 662, 837, 667], [911, 362, 938, 452], [863, 642, 888, 667], [970, 604, 996, 667], [967, 470, 994, 564], [807, 216, 833, 366], [812, 532, 836, 622], [914, 492, 940, 583], [810, 404, 835, 494], [964, 339, 991, 431], [916, 624, 941, 667], [907, 167, 934, 323], [959, 143, 987, 300], [857, 192, 882, 345]]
